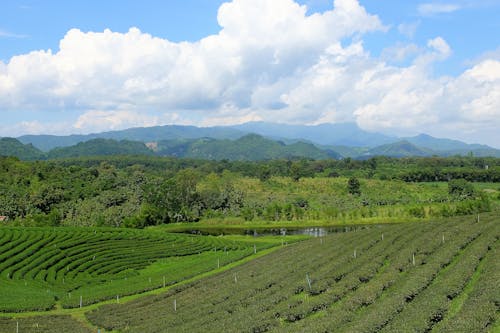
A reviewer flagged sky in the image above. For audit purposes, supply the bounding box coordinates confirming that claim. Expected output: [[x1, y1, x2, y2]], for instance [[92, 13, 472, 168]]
[[0, 0, 499, 147]]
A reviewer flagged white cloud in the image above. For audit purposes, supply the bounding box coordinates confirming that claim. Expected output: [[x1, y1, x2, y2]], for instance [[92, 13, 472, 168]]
[[426, 36, 452, 59], [398, 21, 420, 39], [418, 3, 461, 16], [0, 29, 27, 39], [381, 43, 420, 63], [0, 0, 499, 147]]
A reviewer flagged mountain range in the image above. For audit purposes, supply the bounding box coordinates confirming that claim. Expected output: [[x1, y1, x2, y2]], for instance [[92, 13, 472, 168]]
[[1, 122, 498, 160]]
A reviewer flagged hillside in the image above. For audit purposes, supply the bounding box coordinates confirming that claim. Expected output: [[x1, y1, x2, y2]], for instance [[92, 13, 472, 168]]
[[0, 137, 45, 160], [47, 139, 154, 158], [156, 134, 341, 160], [229, 121, 395, 147], [365, 140, 433, 158], [18, 125, 245, 151]]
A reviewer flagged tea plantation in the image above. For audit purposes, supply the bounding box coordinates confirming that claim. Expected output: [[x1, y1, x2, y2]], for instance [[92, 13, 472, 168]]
[[0, 213, 497, 332], [86, 213, 499, 332], [0, 227, 278, 312]]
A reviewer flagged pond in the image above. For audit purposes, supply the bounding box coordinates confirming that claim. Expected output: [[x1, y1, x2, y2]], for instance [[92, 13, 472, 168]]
[[173, 225, 379, 237]]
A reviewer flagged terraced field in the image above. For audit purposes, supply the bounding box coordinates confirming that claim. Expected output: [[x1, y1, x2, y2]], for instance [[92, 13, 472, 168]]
[[0, 227, 278, 312], [86, 213, 499, 332]]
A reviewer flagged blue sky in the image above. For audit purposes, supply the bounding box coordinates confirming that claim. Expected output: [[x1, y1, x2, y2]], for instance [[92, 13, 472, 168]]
[[1, 0, 499, 146]]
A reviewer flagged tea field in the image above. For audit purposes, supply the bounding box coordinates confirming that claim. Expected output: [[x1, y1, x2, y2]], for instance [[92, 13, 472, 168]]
[[0, 213, 498, 332], [86, 213, 499, 332], [0, 227, 283, 312]]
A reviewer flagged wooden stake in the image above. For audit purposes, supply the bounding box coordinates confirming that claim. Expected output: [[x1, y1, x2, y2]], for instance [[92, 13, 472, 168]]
[[217, 258, 220, 269], [163, 276, 166, 288], [16, 321, 18, 333]]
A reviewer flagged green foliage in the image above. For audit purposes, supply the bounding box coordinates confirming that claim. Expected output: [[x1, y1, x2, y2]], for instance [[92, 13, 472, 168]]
[[347, 176, 361, 195], [0, 156, 498, 227], [448, 179, 475, 198]]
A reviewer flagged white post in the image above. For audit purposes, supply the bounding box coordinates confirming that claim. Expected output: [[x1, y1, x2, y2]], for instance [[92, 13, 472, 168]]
[[254, 244, 257, 254], [354, 249, 357, 259], [382, 234, 384, 241], [306, 273, 312, 290], [442, 234, 445, 244], [234, 274, 237, 283], [116, 295, 119, 303], [217, 258, 220, 269], [80, 295, 82, 308], [163, 276, 166, 288], [174, 299, 177, 312], [412, 253, 415, 266]]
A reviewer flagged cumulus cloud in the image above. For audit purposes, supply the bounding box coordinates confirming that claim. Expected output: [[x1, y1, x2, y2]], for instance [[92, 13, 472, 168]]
[[0, 0, 499, 146]]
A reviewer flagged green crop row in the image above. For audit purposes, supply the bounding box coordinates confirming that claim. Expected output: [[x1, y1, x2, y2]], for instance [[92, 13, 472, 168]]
[[0, 227, 276, 312], [86, 213, 499, 332]]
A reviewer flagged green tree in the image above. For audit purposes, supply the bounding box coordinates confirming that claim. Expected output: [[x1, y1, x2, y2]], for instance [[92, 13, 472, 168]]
[[448, 179, 475, 199], [347, 177, 361, 195]]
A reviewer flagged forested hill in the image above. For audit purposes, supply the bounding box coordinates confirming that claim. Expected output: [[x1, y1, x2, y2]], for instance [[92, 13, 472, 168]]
[[47, 139, 155, 159], [0, 137, 45, 160], [2, 134, 500, 161], [17, 125, 245, 152], [156, 134, 341, 160], [0, 136, 340, 161]]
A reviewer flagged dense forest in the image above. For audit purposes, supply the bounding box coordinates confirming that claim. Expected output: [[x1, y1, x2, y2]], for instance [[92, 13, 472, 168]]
[[1, 155, 498, 228]]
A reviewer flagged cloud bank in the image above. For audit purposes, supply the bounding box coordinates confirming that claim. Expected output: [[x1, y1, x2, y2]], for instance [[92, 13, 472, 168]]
[[0, 0, 499, 146]]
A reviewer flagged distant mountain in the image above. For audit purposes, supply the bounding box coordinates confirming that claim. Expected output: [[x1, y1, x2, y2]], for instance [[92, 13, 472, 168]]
[[157, 134, 341, 161], [228, 122, 395, 147], [404, 134, 500, 157], [47, 139, 154, 159], [14, 122, 500, 158], [18, 125, 245, 151], [364, 140, 433, 158], [0, 137, 45, 160]]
